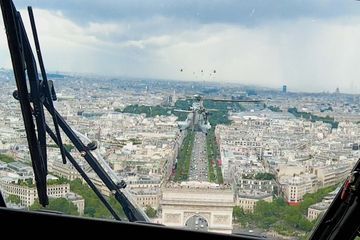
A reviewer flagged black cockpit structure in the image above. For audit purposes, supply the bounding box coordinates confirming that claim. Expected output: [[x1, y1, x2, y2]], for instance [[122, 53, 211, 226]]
[[0, 1, 359, 239]]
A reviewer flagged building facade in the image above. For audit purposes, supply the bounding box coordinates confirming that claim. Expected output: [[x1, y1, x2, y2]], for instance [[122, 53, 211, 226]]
[[161, 182, 234, 234], [0, 181, 70, 207]]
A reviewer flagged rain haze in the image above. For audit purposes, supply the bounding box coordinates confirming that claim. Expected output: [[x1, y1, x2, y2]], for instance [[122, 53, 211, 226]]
[[1, 0, 360, 93]]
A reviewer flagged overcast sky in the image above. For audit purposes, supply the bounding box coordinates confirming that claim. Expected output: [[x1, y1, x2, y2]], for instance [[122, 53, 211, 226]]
[[1, 0, 360, 93]]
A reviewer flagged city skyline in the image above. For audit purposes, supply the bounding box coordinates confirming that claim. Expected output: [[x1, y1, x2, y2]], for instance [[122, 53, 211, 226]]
[[0, 67, 351, 95]]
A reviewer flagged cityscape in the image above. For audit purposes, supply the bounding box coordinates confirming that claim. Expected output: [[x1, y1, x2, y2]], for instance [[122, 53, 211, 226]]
[[0, 67, 359, 239]]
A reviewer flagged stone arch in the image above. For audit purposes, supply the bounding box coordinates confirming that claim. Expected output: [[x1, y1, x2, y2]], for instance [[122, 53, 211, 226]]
[[184, 214, 209, 231]]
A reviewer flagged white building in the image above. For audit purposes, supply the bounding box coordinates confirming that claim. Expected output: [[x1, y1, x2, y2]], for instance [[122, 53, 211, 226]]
[[65, 192, 85, 215], [0, 179, 70, 207], [280, 174, 318, 206], [236, 190, 273, 213], [307, 202, 329, 221]]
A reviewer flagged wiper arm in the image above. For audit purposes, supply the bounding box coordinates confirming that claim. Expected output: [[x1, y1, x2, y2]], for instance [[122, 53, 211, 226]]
[[0, 0, 48, 206], [28, 6, 67, 165], [1, 0, 149, 222], [45, 125, 121, 221], [44, 105, 149, 222]]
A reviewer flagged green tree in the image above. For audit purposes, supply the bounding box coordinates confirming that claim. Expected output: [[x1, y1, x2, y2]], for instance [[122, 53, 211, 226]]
[[47, 177, 69, 185], [233, 206, 252, 226], [145, 206, 157, 218], [7, 194, 21, 204], [268, 105, 282, 112], [0, 153, 15, 163], [64, 144, 74, 152], [120, 104, 171, 118], [233, 186, 338, 236], [30, 198, 78, 215], [69, 179, 126, 219], [299, 185, 336, 214], [206, 128, 223, 184], [18, 178, 35, 187], [254, 172, 275, 180], [288, 107, 338, 129], [47, 143, 74, 152], [175, 132, 194, 181]]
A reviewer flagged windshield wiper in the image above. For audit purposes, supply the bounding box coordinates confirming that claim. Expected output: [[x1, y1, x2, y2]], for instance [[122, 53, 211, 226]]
[[28, 7, 67, 166], [0, 0, 48, 206], [0, 0, 149, 222]]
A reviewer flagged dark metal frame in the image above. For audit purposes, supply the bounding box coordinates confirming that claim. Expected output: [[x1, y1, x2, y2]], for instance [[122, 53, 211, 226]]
[[308, 159, 360, 240], [0, 206, 265, 240], [0, 0, 146, 222], [1, 0, 360, 239], [0, 192, 5, 207]]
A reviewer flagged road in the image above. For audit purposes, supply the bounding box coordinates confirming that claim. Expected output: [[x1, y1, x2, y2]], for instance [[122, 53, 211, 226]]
[[188, 132, 208, 182]]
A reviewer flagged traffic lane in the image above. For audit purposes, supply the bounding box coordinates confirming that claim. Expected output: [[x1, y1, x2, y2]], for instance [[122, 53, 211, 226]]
[[188, 132, 208, 181]]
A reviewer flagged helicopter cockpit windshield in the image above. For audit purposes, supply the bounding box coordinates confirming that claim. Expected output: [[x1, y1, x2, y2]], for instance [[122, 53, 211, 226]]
[[0, 1, 360, 240]]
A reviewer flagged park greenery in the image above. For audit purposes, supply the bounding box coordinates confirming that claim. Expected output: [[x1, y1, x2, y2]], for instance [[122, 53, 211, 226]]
[[233, 185, 337, 237], [18, 178, 35, 187], [118, 104, 173, 118], [7, 194, 21, 204], [30, 198, 78, 215], [47, 177, 69, 185], [145, 206, 157, 218], [0, 153, 15, 163], [29, 178, 126, 219], [129, 137, 142, 145], [174, 132, 195, 181], [288, 107, 339, 129], [320, 106, 333, 112], [206, 129, 223, 184], [242, 172, 276, 181], [267, 105, 282, 112], [15, 177, 68, 189], [118, 99, 245, 124], [203, 99, 244, 126], [47, 143, 75, 152], [69, 179, 126, 219]]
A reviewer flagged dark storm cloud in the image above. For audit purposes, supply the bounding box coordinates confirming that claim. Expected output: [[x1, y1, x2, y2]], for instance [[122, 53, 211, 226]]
[[14, 0, 360, 26], [3, 0, 360, 93]]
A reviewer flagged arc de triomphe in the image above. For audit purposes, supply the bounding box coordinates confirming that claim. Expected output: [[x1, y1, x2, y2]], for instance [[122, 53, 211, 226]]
[[161, 181, 234, 234]]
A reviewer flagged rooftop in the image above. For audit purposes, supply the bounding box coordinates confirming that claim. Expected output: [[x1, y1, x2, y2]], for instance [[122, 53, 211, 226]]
[[237, 190, 273, 199], [309, 201, 330, 211]]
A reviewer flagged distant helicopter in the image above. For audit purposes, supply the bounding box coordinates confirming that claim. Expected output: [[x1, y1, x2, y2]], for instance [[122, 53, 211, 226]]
[[174, 94, 261, 135]]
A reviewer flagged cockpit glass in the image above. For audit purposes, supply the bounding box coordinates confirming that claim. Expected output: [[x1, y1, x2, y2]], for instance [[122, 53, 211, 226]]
[[1, 0, 360, 239]]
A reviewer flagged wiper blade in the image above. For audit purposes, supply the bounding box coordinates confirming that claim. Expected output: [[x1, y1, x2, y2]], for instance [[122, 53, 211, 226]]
[[44, 106, 149, 222], [0, 0, 48, 206], [45, 125, 122, 221], [28, 6, 67, 165], [1, 0, 149, 222]]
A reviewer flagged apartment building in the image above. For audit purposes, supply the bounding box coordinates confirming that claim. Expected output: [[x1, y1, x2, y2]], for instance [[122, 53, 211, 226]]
[[281, 174, 318, 205], [0, 179, 70, 207], [236, 190, 273, 213]]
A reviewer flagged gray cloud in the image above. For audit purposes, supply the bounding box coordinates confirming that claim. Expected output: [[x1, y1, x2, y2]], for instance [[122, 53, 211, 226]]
[[1, 1, 360, 94], [14, 0, 360, 26]]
